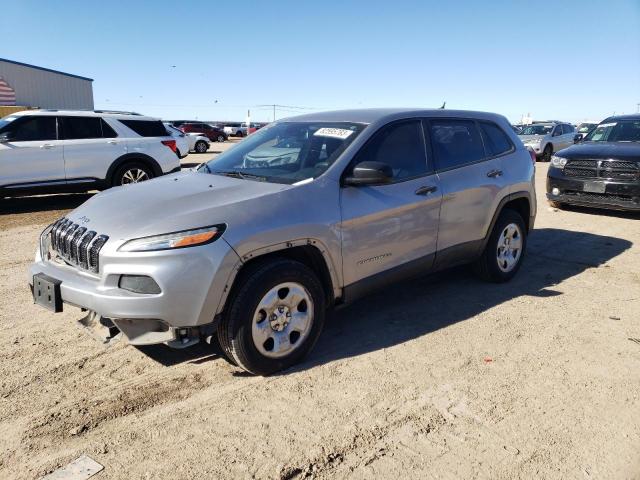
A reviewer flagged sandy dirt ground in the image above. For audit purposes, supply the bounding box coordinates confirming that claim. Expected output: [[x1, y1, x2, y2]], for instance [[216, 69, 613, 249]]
[[1, 148, 639, 479]]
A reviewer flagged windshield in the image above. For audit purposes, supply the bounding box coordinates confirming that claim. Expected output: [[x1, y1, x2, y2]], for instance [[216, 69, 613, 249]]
[[0, 115, 19, 132], [519, 125, 553, 136], [198, 122, 364, 184], [584, 120, 640, 142]]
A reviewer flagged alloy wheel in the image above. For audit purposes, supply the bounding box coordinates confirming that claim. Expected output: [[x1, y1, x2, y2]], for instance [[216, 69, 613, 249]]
[[121, 168, 149, 184]]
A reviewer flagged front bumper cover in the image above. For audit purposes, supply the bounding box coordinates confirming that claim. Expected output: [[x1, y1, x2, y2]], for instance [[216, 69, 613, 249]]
[[547, 167, 640, 211], [29, 232, 240, 345]]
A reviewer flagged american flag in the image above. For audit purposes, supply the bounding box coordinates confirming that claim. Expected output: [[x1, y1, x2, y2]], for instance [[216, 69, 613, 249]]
[[0, 76, 16, 106]]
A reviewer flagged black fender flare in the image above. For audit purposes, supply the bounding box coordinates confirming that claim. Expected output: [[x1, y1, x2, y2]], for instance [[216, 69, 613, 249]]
[[480, 191, 533, 251], [106, 153, 163, 184]]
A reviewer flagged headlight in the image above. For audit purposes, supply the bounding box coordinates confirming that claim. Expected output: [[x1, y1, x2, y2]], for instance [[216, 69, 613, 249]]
[[550, 155, 567, 168], [118, 225, 225, 252]]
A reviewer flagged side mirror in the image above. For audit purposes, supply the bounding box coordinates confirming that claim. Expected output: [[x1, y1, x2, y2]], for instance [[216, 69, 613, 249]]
[[574, 133, 583, 144], [344, 161, 393, 186]]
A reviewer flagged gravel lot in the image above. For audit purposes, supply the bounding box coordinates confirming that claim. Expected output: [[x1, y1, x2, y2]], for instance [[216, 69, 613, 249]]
[[1, 145, 639, 479]]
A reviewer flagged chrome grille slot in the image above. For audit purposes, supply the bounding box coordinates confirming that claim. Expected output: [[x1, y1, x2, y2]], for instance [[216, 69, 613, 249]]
[[48, 218, 108, 273]]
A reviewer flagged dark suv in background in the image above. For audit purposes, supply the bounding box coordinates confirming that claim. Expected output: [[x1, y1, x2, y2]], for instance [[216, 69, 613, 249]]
[[178, 122, 228, 142], [547, 115, 640, 211]]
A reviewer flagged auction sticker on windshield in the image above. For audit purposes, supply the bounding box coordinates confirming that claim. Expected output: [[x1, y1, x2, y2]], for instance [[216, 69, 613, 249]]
[[314, 128, 354, 140]]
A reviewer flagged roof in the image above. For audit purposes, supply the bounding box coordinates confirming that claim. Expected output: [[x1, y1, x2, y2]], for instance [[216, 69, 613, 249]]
[[602, 114, 640, 122], [278, 108, 509, 125], [0, 58, 93, 82], [10, 109, 157, 120]]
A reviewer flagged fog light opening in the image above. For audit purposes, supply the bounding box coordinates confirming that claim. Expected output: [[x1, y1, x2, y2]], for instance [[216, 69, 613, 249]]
[[552, 187, 560, 196], [118, 275, 161, 294]]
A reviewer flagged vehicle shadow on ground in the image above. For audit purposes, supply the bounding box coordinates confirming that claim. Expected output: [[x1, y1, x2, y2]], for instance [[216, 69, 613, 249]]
[[289, 227, 632, 373], [134, 228, 631, 371], [0, 193, 94, 215]]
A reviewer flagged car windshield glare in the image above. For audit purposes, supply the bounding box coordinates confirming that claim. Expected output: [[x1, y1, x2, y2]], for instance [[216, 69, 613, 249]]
[[519, 125, 553, 135], [199, 122, 364, 184], [585, 120, 640, 142]]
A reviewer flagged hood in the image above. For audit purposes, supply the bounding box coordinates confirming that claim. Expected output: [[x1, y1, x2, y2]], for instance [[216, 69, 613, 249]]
[[557, 142, 640, 160], [65, 171, 292, 241], [518, 134, 544, 143]]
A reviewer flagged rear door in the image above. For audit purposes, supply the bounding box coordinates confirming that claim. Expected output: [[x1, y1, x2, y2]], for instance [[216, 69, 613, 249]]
[[0, 115, 64, 188], [340, 119, 442, 286], [428, 118, 504, 262], [60, 116, 127, 182]]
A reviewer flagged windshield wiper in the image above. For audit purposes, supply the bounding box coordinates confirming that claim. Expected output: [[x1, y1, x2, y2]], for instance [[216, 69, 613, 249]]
[[213, 170, 267, 181], [199, 162, 212, 174]]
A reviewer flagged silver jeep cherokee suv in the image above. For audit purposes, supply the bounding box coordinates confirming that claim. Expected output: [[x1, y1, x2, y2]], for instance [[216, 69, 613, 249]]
[[30, 109, 536, 375]]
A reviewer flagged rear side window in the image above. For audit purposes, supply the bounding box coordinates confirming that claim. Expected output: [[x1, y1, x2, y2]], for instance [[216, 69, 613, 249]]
[[354, 120, 427, 181], [430, 120, 485, 170], [101, 119, 118, 138], [479, 122, 513, 157], [60, 117, 102, 139], [119, 119, 168, 137], [9, 116, 57, 141]]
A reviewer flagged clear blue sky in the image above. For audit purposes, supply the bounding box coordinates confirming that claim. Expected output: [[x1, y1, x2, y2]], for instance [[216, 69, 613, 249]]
[[2, 0, 639, 123]]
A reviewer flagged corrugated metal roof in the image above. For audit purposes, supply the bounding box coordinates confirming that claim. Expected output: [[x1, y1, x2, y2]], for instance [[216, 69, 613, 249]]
[[0, 58, 93, 82]]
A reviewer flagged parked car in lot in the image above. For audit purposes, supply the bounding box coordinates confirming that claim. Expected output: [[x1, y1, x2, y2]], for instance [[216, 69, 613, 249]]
[[179, 122, 227, 142], [185, 132, 211, 153], [163, 123, 190, 158], [224, 122, 258, 137], [0, 110, 181, 196], [518, 121, 575, 161], [574, 121, 600, 141], [547, 114, 640, 211], [29, 108, 536, 375]]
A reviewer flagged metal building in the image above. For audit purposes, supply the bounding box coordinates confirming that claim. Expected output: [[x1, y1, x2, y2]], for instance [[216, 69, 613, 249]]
[[0, 58, 94, 110]]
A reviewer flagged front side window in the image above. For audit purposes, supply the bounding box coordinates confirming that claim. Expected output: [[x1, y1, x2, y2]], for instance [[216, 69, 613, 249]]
[[7, 116, 57, 141], [562, 124, 574, 135], [199, 122, 364, 184], [585, 120, 640, 142], [60, 117, 102, 140], [479, 122, 513, 157], [430, 120, 485, 170], [352, 121, 427, 181]]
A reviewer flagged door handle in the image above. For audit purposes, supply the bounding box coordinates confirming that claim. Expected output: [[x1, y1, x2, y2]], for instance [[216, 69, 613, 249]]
[[415, 185, 438, 196], [486, 169, 503, 178], [40, 144, 55, 149], [107, 140, 118, 145]]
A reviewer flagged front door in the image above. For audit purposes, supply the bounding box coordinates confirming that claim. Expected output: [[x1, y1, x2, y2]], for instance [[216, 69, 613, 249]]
[[340, 120, 442, 287], [0, 115, 64, 189]]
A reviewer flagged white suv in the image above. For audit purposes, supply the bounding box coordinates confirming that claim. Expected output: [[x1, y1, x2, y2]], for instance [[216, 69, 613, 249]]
[[0, 110, 181, 196]]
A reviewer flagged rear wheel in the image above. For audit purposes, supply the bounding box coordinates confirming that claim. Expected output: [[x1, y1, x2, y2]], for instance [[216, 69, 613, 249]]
[[217, 259, 325, 375], [236, 130, 244, 137], [217, 135, 225, 143], [474, 209, 527, 283], [113, 162, 154, 186], [542, 144, 553, 162], [195, 140, 208, 153]]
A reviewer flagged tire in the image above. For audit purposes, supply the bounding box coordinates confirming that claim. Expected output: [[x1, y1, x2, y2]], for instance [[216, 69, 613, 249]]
[[474, 208, 527, 283], [542, 144, 553, 162], [195, 140, 208, 153], [236, 130, 244, 137], [216, 135, 225, 143], [112, 162, 154, 187], [217, 258, 326, 375]]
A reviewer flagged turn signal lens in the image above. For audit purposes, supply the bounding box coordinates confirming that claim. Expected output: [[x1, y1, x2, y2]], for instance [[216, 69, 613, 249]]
[[118, 225, 225, 252]]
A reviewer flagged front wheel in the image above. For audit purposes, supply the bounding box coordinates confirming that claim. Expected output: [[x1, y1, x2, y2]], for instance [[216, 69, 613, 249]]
[[542, 144, 553, 162], [195, 140, 208, 153], [217, 259, 326, 375], [217, 135, 225, 143], [474, 209, 527, 283]]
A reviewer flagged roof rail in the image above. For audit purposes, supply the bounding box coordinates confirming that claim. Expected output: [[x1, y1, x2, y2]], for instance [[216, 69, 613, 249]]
[[532, 120, 563, 124], [93, 110, 143, 116]]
